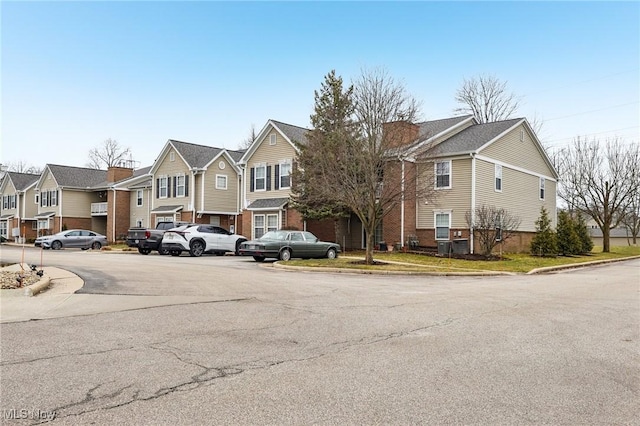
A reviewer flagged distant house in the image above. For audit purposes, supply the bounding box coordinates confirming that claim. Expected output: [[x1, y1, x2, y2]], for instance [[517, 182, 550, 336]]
[[0, 172, 40, 242]]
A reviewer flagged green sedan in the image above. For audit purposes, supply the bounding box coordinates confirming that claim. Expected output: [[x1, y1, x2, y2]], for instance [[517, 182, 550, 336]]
[[238, 230, 341, 262]]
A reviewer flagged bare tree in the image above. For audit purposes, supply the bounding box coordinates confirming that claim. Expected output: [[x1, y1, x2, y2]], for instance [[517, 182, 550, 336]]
[[87, 138, 132, 169], [293, 68, 434, 264], [465, 204, 522, 257], [239, 124, 258, 150], [4, 161, 42, 174], [557, 137, 639, 252], [454, 74, 521, 123], [620, 179, 640, 245]]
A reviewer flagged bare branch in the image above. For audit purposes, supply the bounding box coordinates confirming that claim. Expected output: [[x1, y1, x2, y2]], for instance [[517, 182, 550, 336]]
[[87, 138, 132, 169], [454, 74, 521, 123]]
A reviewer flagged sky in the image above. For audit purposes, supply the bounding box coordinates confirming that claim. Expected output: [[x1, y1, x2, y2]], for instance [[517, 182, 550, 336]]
[[1, 1, 639, 171]]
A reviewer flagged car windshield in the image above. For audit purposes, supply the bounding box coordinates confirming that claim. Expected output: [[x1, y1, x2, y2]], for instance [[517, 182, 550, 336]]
[[259, 231, 289, 241]]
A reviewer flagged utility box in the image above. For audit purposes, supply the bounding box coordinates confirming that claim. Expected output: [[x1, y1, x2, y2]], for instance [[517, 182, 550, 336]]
[[452, 239, 469, 255], [437, 241, 452, 255]]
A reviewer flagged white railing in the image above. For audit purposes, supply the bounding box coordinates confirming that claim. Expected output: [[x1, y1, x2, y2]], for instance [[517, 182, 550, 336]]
[[91, 202, 108, 215]]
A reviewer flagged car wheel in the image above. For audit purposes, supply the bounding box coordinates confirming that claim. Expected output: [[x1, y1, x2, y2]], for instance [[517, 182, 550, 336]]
[[51, 241, 62, 250], [235, 239, 245, 256], [170, 249, 181, 257], [253, 256, 265, 262], [326, 248, 337, 259], [91, 242, 102, 250], [158, 245, 170, 255], [138, 248, 151, 255], [81, 247, 89, 251], [279, 248, 292, 261], [190, 240, 205, 257]]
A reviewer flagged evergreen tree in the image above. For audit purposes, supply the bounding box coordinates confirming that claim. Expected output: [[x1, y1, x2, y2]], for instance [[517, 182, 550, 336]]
[[575, 212, 594, 254], [557, 210, 581, 255], [530, 206, 557, 257]]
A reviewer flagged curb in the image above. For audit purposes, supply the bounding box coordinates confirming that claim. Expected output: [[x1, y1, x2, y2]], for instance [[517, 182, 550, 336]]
[[526, 255, 640, 275], [271, 262, 514, 276], [24, 275, 51, 296]]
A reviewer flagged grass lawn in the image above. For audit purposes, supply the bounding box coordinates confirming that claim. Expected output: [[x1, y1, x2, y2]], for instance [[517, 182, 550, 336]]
[[286, 246, 640, 274]]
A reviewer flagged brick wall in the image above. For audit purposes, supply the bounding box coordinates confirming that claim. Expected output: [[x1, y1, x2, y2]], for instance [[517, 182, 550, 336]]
[[107, 167, 134, 183], [107, 190, 131, 242]]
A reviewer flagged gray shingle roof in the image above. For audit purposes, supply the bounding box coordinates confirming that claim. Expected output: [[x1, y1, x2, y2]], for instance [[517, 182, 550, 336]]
[[246, 198, 289, 210], [271, 120, 309, 145], [418, 118, 522, 157], [169, 140, 224, 169], [7, 172, 39, 191], [151, 205, 184, 213], [47, 164, 108, 188], [226, 149, 246, 163], [417, 115, 473, 140], [133, 166, 152, 177]]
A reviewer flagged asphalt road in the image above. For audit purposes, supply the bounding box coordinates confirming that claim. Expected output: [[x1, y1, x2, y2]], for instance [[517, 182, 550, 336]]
[[0, 245, 638, 425]]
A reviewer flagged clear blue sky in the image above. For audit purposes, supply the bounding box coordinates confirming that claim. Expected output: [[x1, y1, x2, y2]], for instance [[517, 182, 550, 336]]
[[2, 1, 638, 170]]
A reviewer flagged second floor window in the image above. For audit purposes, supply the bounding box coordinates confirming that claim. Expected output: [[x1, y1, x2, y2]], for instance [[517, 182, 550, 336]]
[[495, 164, 502, 192], [435, 161, 451, 189], [279, 162, 291, 189], [176, 175, 185, 197], [159, 176, 168, 198], [539, 178, 545, 200], [41, 191, 48, 207], [136, 190, 143, 207], [216, 175, 227, 190], [255, 165, 266, 191]]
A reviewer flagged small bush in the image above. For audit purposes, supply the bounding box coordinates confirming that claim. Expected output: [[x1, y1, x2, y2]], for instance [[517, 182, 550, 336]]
[[530, 207, 557, 257]]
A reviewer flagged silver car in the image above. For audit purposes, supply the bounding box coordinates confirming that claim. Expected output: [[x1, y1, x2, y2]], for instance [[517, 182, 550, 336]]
[[34, 229, 108, 250]]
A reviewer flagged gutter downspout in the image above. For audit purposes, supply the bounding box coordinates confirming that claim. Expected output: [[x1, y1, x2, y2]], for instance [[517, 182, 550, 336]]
[[470, 153, 476, 254], [112, 188, 117, 242], [197, 170, 203, 219], [400, 157, 405, 248], [58, 188, 63, 232]]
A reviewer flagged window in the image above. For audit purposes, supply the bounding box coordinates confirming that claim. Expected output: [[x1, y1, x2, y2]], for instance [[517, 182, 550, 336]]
[[210, 216, 220, 226], [254, 214, 265, 239], [170, 151, 175, 162], [255, 165, 266, 191], [50, 190, 57, 206], [216, 175, 227, 190], [2, 196, 7, 209], [435, 161, 451, 189], [270, 134, 277, 145], [41, 191, 48, 207], [539, 178, 545, 200], [32, 221, 38, 230], [37, 220, 49, 231], [136, 190, 143, 207], [435, 212, 451, 240], [136, 219, 143, 227], [176, 174, 185, 197], [35, 194, 39, 205], [159, 176, 168, 198], [495, 164, 502, 192], [0, 221, 6, 239], [267, 214, 278, 232], [279, 161, 291, 189]]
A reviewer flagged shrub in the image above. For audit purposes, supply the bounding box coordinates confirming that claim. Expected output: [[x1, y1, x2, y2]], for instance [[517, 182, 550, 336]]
[[574, 213, 594, 254], [557, 210, 582, 256], [530, 206, 557, 257]]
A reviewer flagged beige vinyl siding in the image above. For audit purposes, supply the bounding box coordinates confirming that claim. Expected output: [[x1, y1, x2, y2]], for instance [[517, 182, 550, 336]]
[[154, 150, 191, 210], [202, 157, 239, 213], [130, 188, 151, 227], [416, 157, 472, 229], [480, 124, 554, 177], [245, 126, 297, 204], [37, 170, 59, 214], [61, 190, 97, 217], [23, 187, 39, 218], [475, 158, 556, 232], [1, 181, 18, 216]]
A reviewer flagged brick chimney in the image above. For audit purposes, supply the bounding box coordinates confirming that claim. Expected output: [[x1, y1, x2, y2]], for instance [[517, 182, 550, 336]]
[[107, 166, 134, 183], [382, 121, 419, 149]]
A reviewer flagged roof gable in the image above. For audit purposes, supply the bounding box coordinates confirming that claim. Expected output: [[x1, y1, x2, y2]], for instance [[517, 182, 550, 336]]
[[7, 172, 40, 191], [37, 164, 107, 189], [239, 119, 309, 164]]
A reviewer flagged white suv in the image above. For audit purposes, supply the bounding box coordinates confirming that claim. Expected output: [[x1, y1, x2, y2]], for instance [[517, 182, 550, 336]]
[[161, 225, 247, 257]]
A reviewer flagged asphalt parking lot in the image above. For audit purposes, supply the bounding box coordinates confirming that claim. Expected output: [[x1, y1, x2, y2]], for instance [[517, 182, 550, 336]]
[[0, 245, 638, 425]]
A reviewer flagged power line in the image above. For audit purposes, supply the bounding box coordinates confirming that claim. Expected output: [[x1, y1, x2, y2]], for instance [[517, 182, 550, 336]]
[[544, 101, 639, 122]]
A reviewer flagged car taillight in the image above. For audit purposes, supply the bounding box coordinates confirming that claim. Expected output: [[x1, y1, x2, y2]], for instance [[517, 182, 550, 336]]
[[145, 230, 151, 238]]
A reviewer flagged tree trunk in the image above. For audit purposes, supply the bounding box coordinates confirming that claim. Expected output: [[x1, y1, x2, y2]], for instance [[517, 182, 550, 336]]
[[603, 226, 610, 253], [365, 224, 376, 265]]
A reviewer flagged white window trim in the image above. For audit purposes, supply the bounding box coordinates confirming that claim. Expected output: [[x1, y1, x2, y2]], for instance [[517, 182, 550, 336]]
[[170, 151, 175, 162], [216, 174, 228, 190], [267, 213, 279, 232], [435, 160, 452, 190], [35, 193, 39, 205], [495, 164, 502, 192], [159, 176, 169, 199], [539, 177, 545, 200], [270, 134, 277, 145], [434, 210, 452, 241], [279, 160, 292, 189], [176, 174, 186, 197], [254, 164, 266, 192], [136, 190, 143, 207]]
